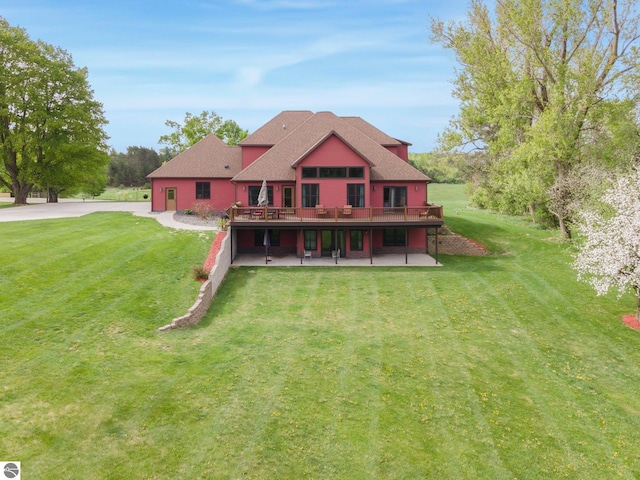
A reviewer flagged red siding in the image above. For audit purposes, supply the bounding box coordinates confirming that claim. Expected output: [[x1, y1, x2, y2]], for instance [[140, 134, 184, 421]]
[[242, 146, 270, 169], [296, 135, 370, 208], [150, 178, 235, 212]]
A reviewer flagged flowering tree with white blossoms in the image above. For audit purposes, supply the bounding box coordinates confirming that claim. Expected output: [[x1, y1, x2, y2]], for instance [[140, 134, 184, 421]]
[[573, 170, 640, 320]]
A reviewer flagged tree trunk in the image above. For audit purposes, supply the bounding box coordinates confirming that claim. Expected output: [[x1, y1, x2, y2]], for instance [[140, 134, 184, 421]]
[[558, 215, 572, 239], [47, 188, 59, 203], [12, 182, 32, 205]]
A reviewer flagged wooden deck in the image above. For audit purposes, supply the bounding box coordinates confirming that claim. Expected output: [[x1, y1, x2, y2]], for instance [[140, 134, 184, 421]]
[[228, 205, 444, 228]]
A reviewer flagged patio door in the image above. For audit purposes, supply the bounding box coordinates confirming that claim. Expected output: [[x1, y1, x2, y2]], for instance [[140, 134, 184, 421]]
[[165, 188, 177, 211], [321, 230, 345, 257], [282, 186, 295, 208]]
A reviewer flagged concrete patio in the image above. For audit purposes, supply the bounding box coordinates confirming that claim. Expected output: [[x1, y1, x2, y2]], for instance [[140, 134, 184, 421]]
[[231, 253, 441, 267]]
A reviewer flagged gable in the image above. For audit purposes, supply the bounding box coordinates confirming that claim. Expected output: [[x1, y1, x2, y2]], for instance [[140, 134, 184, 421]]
[[295, 134, 372, 168]]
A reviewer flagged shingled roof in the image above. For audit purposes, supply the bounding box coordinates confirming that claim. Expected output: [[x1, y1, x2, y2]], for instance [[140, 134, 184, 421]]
[[232, 111, 430, 182], [147, 134, 241, 179], [239, 110, 314, 146]]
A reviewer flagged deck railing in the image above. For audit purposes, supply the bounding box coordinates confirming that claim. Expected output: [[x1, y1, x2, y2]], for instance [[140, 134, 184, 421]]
[[228, 204, 443, 222]]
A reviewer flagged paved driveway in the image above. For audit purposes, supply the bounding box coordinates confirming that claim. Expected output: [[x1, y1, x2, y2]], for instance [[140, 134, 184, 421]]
[[0, 198, 216, 230]]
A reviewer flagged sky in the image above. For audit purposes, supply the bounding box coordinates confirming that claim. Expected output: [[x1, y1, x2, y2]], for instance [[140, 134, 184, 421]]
[[1, 0, 470, 154]]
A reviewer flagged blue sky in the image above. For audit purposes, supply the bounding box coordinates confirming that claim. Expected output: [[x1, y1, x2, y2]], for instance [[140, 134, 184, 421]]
[[1, 0, 470, 153]]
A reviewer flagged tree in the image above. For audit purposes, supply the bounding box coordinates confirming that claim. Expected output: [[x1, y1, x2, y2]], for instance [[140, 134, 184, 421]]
[[0, 18, 109, 204], [107, 146, 161, 187], [158, 111, 248, 154], [572, 169, 640, 320], [431, 0, 640, 237]]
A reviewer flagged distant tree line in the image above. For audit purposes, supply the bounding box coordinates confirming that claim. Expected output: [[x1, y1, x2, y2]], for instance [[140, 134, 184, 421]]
[[107, 147, 166, 187]]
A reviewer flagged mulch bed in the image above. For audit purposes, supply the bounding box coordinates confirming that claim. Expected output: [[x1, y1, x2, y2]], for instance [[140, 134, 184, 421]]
[[622, 314, 640, 331], [202, 231, 226, 272]]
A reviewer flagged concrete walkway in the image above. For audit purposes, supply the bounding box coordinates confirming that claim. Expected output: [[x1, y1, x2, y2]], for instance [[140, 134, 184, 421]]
[[0, 198, 217, 231]]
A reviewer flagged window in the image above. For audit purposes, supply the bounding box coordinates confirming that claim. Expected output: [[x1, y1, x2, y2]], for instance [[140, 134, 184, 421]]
[[248, 186, 273, 206], [302, 184, 319, 207], [196, 182, 210, 199], [319, 167, 347, 178], [302, 167, 317, 178], [383, 186, 407, 207], [348, 167, 364, 178], [350, 230, 363, 251], [254, 229, 280, 246], [304, 230, 317, 250], [383, 228, 406, 246], [301, 167, 364, 178], [347, 184, 364, 207]]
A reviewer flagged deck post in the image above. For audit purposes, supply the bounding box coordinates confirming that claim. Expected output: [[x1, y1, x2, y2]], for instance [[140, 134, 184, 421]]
[[369, 228, 373, 264], [405, 227, 408, 264], [425, 227, 429, 254], [435, 227, 439, 265], [230, 227, 234, 264]]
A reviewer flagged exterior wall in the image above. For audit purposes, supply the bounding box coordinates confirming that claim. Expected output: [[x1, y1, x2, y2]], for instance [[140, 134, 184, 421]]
[[242, 146, 270, 169], [151, 178, 235, 212], [383, 144, 408, 160], [296, 136, 371, 208]]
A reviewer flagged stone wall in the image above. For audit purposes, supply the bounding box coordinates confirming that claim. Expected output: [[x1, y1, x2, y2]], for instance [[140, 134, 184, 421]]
[[428, 227, 487, 256], [158, 231, 231, 331]]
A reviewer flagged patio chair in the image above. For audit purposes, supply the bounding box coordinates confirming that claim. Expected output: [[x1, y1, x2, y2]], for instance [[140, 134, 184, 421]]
[[315, 204, 327, 217], [342, 205, 352, 217], [304, 250, 312, 262]]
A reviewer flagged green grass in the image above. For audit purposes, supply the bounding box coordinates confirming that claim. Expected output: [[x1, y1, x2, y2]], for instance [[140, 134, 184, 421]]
[[73, 187, 152, 201], [2, 186, 640, 479]]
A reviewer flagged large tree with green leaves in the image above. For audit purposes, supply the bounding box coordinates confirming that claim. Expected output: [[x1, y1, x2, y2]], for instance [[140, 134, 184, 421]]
[[0, 17, 109, 204], [158, 111, 248, 156], [431, 0, 640, 237]]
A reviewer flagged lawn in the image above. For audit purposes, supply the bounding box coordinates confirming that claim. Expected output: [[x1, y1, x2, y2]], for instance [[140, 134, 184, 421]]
[[73, 187, 152, 202], [1, 186, 640, 479]]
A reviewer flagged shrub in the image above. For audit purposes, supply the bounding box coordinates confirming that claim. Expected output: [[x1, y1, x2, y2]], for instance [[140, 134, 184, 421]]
[[192, 265, 209, 281], [217, 217, 230, 231], [183, 209, 194, 215], [193, 202, 214, 220]]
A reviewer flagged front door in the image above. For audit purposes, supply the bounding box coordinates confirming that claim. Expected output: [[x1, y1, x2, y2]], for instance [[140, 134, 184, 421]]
[[166, 188, 177, 211]]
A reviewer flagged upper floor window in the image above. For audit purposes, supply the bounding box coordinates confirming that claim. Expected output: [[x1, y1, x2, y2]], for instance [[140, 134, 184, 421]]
[[319, 167, 347, 178], [302, 167, 317, 178], [248, 185, 273, 206], [301, 167, 364, 179], [347, 184, 364, 207], [302, 184, 319, 207], [348, 167, 364, 178], [196, 182, 210, 199]]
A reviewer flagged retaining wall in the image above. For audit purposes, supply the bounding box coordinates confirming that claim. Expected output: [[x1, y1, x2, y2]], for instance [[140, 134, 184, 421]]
[[158, 231, 230, 331], [428, 228, 487, 256]]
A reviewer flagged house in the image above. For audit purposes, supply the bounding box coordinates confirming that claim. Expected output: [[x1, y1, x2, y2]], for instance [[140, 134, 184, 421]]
[[147, 110, 444, 263]]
